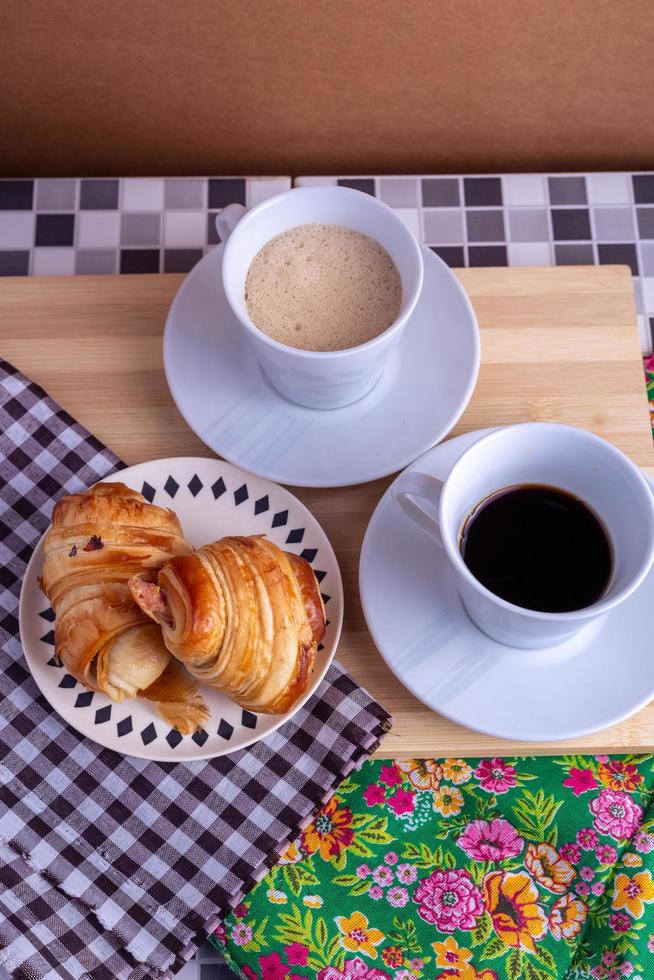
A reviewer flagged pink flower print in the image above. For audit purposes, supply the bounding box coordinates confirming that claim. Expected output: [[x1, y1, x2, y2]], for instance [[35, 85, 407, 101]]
[[580, 865, 595, 881], [596, 844, 618, 864], [317, 959, 392, 979], [602, 952, 617, 967], [379, 764, 402, 787], [413, 868, 483, 932], [596, 754, 610, 763], [645, 354, 654, 373], [409, 960, 424, 971], [576, 882, 590, 897], [621, 964, 634, 976], [607, 969, 622, 980], [563, 767, 598, 795], [560, 843, 582, 865], [577, 827, 599, 849], [648, 933, 654, 952], [285, 943, 309, 966], [260, 954, 289, 980], [356, 864, 371, 878], [373, 865, 394, 887], [369, 885, 384, 900], [363, 784, 386, 807], [384, 852, 398, 865], [387, 886, 409, 907], [592, 881, 606, 896], [243, 968, 258, 980], [609, 912, 632, 933], [590, 790, 643, 840], [474, 758, 517, 794], [388, 788, 415, 815], [634, 831, 654, 853], [231, 923, 253, 946], [457, 817, 524, 862], [212, 923, 227, 944], [591, 969, 608, 980], [396, 863, 417, 884]]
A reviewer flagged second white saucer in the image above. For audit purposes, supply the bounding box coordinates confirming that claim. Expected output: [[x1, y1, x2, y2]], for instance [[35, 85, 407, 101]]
[[164, 244, 480, 487]]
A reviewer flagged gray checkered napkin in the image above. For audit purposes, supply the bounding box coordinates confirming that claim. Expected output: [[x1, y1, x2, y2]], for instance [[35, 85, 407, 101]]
[[0, 359, 391, 980]]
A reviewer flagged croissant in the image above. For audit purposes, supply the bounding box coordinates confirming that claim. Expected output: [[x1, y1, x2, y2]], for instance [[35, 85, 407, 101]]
[[41, 482, 209, 733], [129, 535, 326, 714]]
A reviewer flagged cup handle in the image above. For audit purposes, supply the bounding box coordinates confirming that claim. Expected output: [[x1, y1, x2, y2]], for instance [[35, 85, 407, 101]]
[[392, 471, 445, 549], [215, 203, 247, 243]]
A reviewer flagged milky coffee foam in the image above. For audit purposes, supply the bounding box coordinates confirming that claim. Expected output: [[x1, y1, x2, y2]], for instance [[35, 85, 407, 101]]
[[244, 223, 402, 352]]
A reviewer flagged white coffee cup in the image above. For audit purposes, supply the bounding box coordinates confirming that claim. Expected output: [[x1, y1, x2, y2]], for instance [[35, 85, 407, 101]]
[[216, 186, 424, 410], [393, 422, 654, 648]]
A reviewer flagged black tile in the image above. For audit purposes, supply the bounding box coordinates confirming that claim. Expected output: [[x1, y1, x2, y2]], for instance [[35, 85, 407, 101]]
[[80, 179, 119, 210], [0, 251, 30, 276], [163, 249, 203, 273], [208, 178, 246, 209], [597, 243, 638, 276], [551, 209, 591, 240], [633, 175, 654, 204], [548, 176, 587, 205], [120, 249, 160, 274], [463, 177, 502, 207], [554, 243, 595, 265], [35, 214, 74, 247], [429, 246, 465, 267], [337, 178, 375, 196], [0, 180, 34, 210], [637, 208, 654, 239], [468, 245, 507, 267], [208, 212, 220, 244], [421, 178, 459, 207]]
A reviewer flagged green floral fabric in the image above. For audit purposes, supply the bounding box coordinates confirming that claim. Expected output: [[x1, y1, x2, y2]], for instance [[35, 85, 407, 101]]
[[210, 755, 654, 980]]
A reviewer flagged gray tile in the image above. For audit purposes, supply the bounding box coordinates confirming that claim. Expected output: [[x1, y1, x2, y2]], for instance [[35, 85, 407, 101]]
[[165, 178, 205, 209], [593, 207, 636, 241], [466, 209, 505, 242], [121, 213, 161, 246], [0, 251, 29, 275], [36, 179, 77, 211], [421, 178, 459, 207], [637, 208, 654, 239], [640, 242, 654, 277], [75, 250, 117, 275], [378, 178, 419, 208], [507, 208, 549, 241], [554, 243, 595, 265], [548, 176, 587, 205], [423, 209, 464, 244], [80, 179, 119, 210]]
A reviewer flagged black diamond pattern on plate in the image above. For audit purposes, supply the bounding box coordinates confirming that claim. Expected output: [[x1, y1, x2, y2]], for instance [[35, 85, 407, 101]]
[[40, 630, 55, 646], [39, 607, 56, 622], [141, 723, 157, 745], [314, 569, 327, 583], [95, 705, 112, 724], [117, 716, 133, 737], [58, 674, 76, 689], [211, 477, 226, 498], [234, 484, 249, 505], [241, 709, 257, 729], [300, 548, 317, 563], [188, 474, 203, 497], [272, 510, 288, 528], [74, 691, 94, 708], [141, 481, 155, 503], [217, 718, 234, 740], [46, 656, 63, 668], [254, 495, 269, 515], [192, 729, 209, 746], [286, 528, 305, 544], [164, 475, 179, 498], [318, 643, 325, 652], [321, 593, 331, 604], [166, 729, 183, 748]]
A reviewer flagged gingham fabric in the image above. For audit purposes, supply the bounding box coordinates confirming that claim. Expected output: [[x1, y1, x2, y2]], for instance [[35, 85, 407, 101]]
[[0, 358, 391, 980]]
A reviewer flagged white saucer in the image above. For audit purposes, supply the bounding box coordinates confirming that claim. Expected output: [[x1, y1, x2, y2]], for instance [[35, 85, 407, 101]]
[[164, 244, 480, 487], [19, 457, 342, 762], [360, 428, 654, 742]]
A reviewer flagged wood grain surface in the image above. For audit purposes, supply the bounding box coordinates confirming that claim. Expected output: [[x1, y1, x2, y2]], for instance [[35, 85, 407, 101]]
[[2, 265, 653, 758]]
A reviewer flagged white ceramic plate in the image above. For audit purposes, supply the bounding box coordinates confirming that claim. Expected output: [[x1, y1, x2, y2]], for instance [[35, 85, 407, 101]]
[[163, 244, 480, 487], [19, 458, 343, 761], [360, 428, 654, 742]]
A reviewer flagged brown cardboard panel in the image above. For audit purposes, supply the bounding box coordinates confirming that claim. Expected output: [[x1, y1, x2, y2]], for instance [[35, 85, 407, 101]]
[[3, 0, 653, 177]]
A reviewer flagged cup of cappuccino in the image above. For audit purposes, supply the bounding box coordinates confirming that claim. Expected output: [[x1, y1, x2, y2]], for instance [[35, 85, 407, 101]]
[[217, 185, 424, 409]]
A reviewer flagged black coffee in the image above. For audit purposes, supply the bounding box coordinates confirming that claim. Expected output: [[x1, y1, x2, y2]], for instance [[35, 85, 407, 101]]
[[459, 484, 612, 613]]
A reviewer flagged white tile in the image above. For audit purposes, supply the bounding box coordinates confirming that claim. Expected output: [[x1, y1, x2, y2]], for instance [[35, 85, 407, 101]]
[[163, 211, 206, 247], [587, 173, 631, 205], [122, 178, 165, 211], [246, 177, 291, 206], [641, 277, 654, 313], [0, 212, 34, 248], [293, 176, 337, 186], [78, 212, 120, 248], [32, 248, 75, 275], [637, 314, 652, 355], [502, 174, 547, 206], [507, 242, 552, 266], [393, 208, 421, 239]]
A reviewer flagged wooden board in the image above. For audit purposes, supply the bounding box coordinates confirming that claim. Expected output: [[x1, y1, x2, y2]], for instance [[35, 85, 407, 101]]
[[1, 265, 652, 758]]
